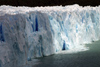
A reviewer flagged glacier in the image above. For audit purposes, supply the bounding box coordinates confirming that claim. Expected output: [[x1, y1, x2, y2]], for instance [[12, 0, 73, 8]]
[[0, 4, 100, 67]]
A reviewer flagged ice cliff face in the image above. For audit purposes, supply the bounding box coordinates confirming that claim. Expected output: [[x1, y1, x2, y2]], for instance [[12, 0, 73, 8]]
[[0, 4, 100, 67]]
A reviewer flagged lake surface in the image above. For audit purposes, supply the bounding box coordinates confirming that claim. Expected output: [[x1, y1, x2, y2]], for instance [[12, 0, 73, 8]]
[[22, 40, 100, 67]]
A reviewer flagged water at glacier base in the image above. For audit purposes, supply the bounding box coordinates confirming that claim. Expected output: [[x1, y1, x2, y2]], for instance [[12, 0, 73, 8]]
[[17, 40, 100, 67]]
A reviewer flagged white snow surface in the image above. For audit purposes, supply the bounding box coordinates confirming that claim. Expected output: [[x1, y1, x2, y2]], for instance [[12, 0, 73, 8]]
[[0, 4, 100, 65]]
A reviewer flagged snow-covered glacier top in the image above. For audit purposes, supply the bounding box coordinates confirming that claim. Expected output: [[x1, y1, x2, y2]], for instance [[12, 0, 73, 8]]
[[0, 4, 100, 15], [0, 4, 100, 66]]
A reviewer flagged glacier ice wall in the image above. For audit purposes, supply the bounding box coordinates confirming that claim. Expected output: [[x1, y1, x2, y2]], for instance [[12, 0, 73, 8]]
[[0, 4, 100, 67]]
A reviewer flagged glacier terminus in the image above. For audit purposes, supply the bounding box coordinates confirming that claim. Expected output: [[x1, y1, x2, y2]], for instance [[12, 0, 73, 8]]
[[0, 4, 100, 67]]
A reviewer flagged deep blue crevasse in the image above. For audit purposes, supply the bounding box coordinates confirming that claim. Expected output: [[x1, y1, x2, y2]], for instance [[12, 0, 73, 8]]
[[62, 41, 66, 50], [0, 24, 5, 41], [31, 15, 38, 32], [35, 16, 38, 31]]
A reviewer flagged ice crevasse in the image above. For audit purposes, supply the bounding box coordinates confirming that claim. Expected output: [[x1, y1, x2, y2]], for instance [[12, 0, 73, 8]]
[[0, 4, 100, 64]]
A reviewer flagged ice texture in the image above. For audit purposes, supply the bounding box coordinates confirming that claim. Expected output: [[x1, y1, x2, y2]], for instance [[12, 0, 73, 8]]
[[0, 4, 100, 67]]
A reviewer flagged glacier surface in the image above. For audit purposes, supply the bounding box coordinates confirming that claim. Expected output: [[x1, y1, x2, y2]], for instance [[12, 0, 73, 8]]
[[0, 4, 100, 67]]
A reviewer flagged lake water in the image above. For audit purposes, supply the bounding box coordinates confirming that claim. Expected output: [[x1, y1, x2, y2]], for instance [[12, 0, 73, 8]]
[[19, 40, 100, 67], [31, 40, 100, 67]]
